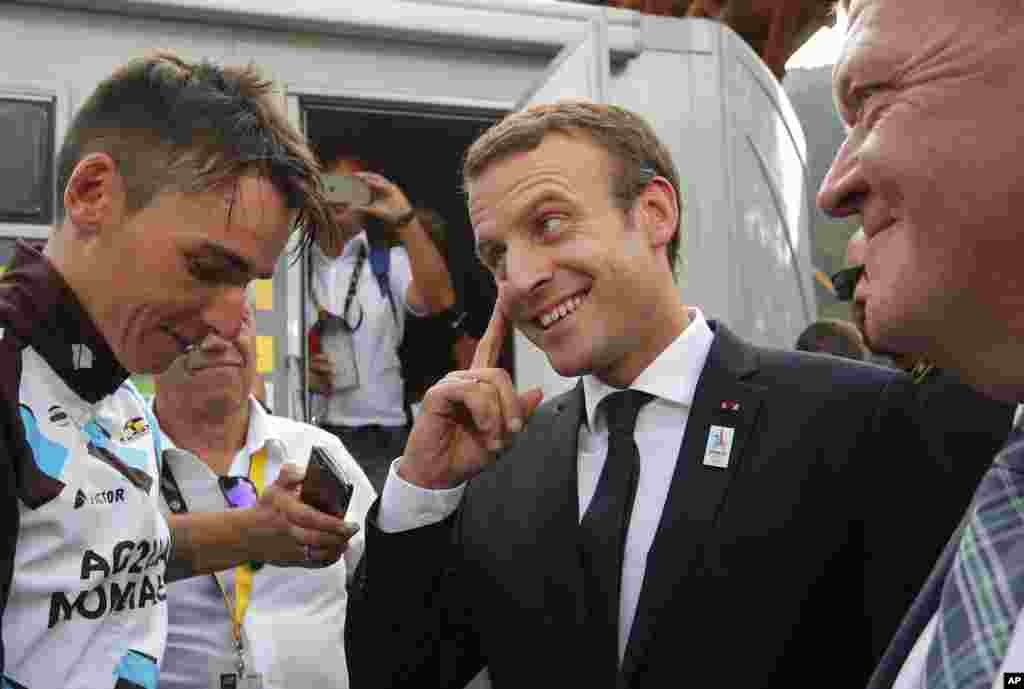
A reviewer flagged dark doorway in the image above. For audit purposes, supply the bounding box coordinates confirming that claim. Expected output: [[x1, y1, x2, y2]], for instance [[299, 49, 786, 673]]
[[303, 100, 512, 406]]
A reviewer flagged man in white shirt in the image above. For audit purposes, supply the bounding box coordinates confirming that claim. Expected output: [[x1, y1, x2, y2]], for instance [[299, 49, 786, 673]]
[[344, 101, 980, 689], [818, 2, 1024, 687], [154, 302, 374, 689], [308, 154, 456, 493]]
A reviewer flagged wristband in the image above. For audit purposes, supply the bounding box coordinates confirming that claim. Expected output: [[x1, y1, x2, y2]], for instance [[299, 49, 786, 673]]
[[441, 307, 469, 332]]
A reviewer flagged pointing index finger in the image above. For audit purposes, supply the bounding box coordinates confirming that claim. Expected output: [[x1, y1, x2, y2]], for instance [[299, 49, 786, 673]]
[[471, 297, 508, 370]]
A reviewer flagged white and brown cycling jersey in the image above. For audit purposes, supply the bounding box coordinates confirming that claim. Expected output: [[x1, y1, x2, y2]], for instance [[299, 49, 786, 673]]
[[0, 241, 167, 689]]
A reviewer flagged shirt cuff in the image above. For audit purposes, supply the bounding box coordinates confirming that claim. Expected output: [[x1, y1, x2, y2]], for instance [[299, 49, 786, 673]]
[[376, 457, 465, 533]]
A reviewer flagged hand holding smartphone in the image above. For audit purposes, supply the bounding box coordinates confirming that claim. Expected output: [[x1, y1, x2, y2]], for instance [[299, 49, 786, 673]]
[[300, 446, 354, 518], [323, 174, 372, 207]]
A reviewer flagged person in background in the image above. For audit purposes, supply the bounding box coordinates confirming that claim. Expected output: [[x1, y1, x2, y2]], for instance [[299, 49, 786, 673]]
[[794, 318, 868, 360], [400, 206, 480, 417], [307, 154, 456, 493], [155, 301, 374, 689], [0, 51, 353, 688]]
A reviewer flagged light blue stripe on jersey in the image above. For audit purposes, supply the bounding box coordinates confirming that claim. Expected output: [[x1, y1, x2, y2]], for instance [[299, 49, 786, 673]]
[[140, 401, 162, 473], [114, 650, 158, 689], [19, 404, 69, 480], [83, 419, 149, 470], [2, 673, 28, 689]]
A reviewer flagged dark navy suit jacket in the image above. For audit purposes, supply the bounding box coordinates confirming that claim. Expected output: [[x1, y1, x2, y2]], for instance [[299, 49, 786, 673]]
[[345, 323, 1007, 689]]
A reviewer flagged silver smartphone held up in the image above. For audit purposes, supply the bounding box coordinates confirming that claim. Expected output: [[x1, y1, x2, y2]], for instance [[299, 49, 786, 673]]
[[323, 174, 372, 207]]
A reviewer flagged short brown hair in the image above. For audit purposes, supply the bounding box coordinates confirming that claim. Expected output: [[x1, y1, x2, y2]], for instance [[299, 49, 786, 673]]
[[56, 51, 330, 253], [795, 319, 867, 361], [463, 100, 683, 274]]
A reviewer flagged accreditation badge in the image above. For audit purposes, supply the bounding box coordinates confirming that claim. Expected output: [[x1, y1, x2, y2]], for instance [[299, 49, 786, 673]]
[[209, 658, 263, 689], [319, 314, 359, 392], [702, 425, 735, 468]]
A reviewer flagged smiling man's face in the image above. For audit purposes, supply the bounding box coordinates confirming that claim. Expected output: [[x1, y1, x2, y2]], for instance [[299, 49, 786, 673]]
[[818, 0, 1024, 390], [90, 173, 290, 376], [469, 132, 679, 387], [154, 302, 257, 419]]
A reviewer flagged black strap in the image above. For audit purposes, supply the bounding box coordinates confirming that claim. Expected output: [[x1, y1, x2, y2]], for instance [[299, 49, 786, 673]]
[[160, 449, 265, 571], [377, 273, 399, 327], [368, 242, 399, 327], [340, 245, 367, 331], [313, 242, 398, 331], [159, 450, 189, 514]]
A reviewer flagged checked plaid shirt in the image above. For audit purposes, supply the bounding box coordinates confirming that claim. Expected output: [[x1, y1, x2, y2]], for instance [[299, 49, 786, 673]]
[[925, 424, 1024, 688]]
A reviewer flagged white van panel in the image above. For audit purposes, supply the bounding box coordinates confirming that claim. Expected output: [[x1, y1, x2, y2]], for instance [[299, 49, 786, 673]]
[[0, 3, 815, 414], [1, 4, 550, 110], [611, 17, 816, 350]]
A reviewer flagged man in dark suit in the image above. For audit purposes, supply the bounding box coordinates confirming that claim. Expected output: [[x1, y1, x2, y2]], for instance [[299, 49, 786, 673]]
[[817, 2, 1024, 687], [344, 101, 979, 688]]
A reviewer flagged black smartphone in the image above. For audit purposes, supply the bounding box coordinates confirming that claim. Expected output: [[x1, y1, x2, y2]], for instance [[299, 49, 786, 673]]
[[300, 446, 354, 518]]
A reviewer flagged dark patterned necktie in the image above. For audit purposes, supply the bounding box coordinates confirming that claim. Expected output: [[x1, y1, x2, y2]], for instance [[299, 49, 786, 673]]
[[579, 389, 654, 676], [926, 426, 1024, 688]]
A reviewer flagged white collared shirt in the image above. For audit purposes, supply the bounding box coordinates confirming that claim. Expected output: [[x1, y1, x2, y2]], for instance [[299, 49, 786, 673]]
[[156, 397, 377, 689], [309, 232, 421, 427], [378, 307, 716, 660]]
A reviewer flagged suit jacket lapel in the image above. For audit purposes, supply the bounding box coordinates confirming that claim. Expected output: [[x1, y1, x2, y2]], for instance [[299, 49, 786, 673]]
[[866, 428, 1013, 687], [620, 323, 764, 685], [523, 384, 588, 635], [867, 516, 964, 689]]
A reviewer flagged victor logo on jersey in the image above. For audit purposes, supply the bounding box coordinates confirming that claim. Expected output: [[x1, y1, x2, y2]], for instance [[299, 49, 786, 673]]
[[48, 538, 169, 629], [74, 487, 127, 509]]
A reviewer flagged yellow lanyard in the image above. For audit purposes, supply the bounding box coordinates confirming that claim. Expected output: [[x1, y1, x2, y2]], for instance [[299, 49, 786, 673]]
[[216, 447, 268, 672]]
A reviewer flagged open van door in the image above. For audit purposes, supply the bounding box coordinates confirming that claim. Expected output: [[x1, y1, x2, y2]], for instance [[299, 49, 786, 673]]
[[510, 16, 611, 401]]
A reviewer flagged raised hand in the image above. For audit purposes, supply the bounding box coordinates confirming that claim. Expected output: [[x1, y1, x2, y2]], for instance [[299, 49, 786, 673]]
[[308, 352, 336, 393], [353, 172, 414, 226], [256, 463, 359, 568], [398, 295, 544, 489]]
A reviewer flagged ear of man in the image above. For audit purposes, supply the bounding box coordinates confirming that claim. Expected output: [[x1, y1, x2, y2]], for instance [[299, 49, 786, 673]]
[[62, 152, 126, 238], [634, 176, 679, 253]]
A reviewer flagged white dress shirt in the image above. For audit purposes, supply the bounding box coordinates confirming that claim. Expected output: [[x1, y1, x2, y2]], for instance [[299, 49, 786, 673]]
[[377, 307, 715, 660], [309, 232, 421, 427], [157, 397, 376, 689]]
